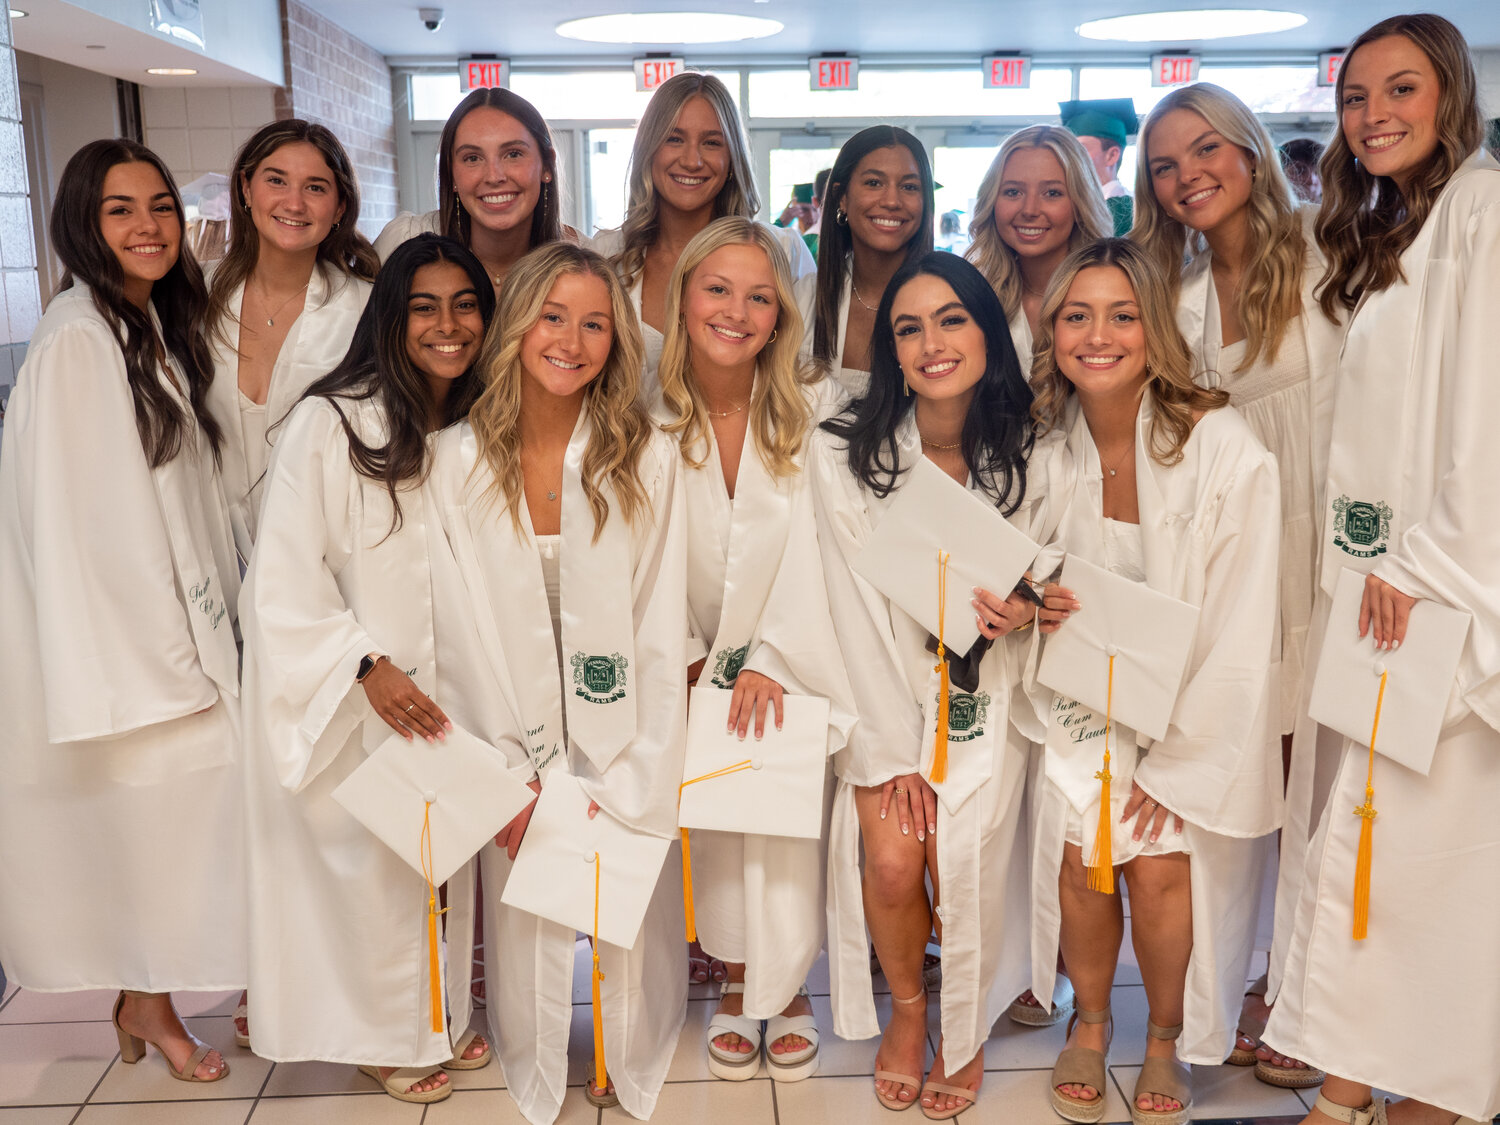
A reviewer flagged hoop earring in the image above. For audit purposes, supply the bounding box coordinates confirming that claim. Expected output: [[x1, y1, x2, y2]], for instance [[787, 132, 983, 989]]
[[836, 206, 848, 225], [331, 221, 340, 233], [768, 328, 778, 343], [903, 378, 911, 397]]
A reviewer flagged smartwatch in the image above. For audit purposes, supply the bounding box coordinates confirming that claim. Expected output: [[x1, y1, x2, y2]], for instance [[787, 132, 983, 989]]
[[356, 653, 386, 683]]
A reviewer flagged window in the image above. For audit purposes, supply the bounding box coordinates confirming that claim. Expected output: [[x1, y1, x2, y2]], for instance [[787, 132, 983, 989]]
[[747, 67, 1073, 119], [409, 70, 741, 124]]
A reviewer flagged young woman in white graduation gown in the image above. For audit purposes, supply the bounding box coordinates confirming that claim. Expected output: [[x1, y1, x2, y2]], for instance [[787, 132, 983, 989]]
[[810, 125, 936, 396], [1027, 238, 1281, 1125], [205, 119, 375, 565], [965, 124, 1112, 371], [653, 216, 854, 1082], [372, 88, 578, 288], [1263, 15, 1500, 1125], [0, 139, 242, 1083], [425, 242, 689, 1123], [811, 250, 1070, 1118], [592, 72, 814, 390], [239, 234, 500, 1103], [1133, 81, 1344, 1088]]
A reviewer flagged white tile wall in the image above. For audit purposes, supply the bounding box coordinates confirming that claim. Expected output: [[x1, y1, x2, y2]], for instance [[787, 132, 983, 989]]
[[140, 85, 277, 188]]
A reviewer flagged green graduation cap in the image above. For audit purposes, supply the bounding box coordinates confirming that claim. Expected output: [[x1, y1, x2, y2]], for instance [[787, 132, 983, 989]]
[[1059, 99, 1140, 148]]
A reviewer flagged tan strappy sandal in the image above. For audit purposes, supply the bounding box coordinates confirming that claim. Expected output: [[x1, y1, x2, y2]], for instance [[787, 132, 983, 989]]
[[442, 1028, 491, 1071], [1050, 1004, 1112, 1123], [357, 1064, 452, 1104], [874, 988, 926, 1112], [1130, 1019, 1192, 1125], [1312, 1093, 1489, 1125], [111, 991, 229, 1084]]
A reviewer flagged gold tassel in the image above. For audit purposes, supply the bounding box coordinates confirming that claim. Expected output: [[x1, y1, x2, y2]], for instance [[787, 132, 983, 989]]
[[930, 550, 951, 785], [1086, 654, 1117, 895], [1352, 669, 1387, 941], [420, 802, 448, 1033], [591, 851, 608, 1095], [677, 760, 754, 943]]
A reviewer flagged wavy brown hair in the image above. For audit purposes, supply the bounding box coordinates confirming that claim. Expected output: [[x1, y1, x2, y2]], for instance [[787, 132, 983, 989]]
[[658, 217, 815, 480], [51, 139, 222, 469], [1134, 83, 1310, 365], [611, 72, 759, 288], [208, 120, 378, 349], [1031, 238, 1227, 467], [437, 87, 564, 251], [965, 125, 1112, 321], [468, 243, 651, 540], [1315, 13, 1484, 317]]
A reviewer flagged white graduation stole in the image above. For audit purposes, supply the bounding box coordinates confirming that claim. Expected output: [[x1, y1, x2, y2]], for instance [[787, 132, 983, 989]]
[[558, 415, 639, 772], [1043, 693, 1140, 814], [702, 428, 792, 688], [919, 663, 996, 815]]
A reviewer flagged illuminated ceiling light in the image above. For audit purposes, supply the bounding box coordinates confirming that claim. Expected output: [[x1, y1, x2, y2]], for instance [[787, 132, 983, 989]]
[[556, 12, 783, 44], [1077, 9, 1306, 42], [146, 67, 199, 75], [9, 8, 27, 16]]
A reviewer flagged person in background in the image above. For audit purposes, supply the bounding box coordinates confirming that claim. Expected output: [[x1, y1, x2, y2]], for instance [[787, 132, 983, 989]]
[[374, 87, 578, 290], [775, 166, 832, 257], [1279, 138, 1325, 204], [1060, 99, 1140, 236]]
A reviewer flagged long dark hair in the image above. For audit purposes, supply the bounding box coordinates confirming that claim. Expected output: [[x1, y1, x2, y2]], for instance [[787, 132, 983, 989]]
[[301, 234, 496, 528], [51, 138, 222, 468], [208, 119, 379, 346], [437, 88, 563, 250], [821, 251, 1033, 512], [1316, 13, 1484, 316], [813, 126, 936, 372]]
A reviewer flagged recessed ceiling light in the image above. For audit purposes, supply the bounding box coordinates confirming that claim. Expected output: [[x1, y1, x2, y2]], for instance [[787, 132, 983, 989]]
[[1077, 8, 1306, 42], [556, 12, 783, 44], [9, 8, 27, 16], [146, 67, 199, 76]]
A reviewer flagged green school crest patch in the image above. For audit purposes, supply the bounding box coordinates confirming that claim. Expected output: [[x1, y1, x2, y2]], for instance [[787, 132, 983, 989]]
[[946, 691, 990, 743], [1331, 495, 1393, 559], [571, 652, 629, 704], [711, 644, 749, 688]]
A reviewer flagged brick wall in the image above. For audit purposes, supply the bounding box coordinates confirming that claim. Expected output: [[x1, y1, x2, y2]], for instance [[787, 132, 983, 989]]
[[0, 12, 39, 408], [274, 0, 397, 238]]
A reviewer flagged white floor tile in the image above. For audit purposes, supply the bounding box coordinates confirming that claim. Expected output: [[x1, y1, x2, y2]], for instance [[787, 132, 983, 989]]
[[249, 1093, 423, 1124], [0, 1108, 79, 1124], [76, 1101, 253, 1124], [604, 1078, 773, 1124], [0, 1020, 121, 1107], [260, 1059, 369, 1099], [1111, 1060, 1309, 1120], [0, 990, 116, 1025], [424, 1087, 597, 1123], [91, 1017, 268, 1103]]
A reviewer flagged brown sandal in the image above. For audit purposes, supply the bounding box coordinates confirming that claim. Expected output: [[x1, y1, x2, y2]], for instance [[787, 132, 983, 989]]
[[112, 991, 229, 1084], [1050, 1004, 1112, 1123], [1130, 1020, 1191, 1125]]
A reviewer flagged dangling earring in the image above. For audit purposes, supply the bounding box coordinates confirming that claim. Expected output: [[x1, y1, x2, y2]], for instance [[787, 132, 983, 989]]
[[903, 379, 911, 397]]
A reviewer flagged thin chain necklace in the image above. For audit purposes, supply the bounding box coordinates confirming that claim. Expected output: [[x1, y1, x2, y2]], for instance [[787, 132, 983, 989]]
[[1100, 436, 1135, 478], [706, 398, 749, 419], [851, 280, 880, 312], [252, 278, 309, 328], [919, 431, 962, 451]]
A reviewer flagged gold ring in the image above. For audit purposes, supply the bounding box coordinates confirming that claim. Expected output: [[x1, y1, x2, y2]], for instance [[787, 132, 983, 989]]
[[893, 786, 907, 795], [404, 702, 416, 712]]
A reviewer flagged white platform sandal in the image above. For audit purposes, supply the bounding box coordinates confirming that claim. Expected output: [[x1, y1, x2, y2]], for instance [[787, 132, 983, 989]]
[[764, 986, 820, 1083], [707, 982, 762, 1081]]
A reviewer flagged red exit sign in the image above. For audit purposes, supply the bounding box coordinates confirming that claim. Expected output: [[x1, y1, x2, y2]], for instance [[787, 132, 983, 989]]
[[634, 56, 684, 91], [459, 57, 510, 91], [809, 56, 858, 91], [1318, 50, 1345, 86], [1150, 53, 1200, 86], [982, 55, 1031, 89]]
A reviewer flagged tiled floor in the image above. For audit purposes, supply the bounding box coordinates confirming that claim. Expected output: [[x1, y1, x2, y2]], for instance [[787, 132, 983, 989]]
[[0, 918, 1319, 1125]]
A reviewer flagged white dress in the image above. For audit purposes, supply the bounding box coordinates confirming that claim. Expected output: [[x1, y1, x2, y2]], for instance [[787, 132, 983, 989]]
[[1264, 150, 1500, 1122], [1026, 396, 1282, 1065], [0, 285, 246, 992], [206, 268, 371, 561], [240, 396, 492, 1066]]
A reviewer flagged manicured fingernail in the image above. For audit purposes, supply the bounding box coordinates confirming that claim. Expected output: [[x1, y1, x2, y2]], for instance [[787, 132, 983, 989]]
[[1150, 832, 1160, 843], [444, 721, 453, 731], [754, 730, 763, 741], [1391, 640, 1401, 650], [901, 824, 909, 836], [928, 822, 936, 834], [917, 831, 925, 841], [971, 586, 980, 594], [776, 721, 783, 730], [880, 809, 887, 820]]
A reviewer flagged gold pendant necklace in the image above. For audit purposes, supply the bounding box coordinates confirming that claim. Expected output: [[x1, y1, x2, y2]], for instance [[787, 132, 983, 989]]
[[254, 278, 309, 328], [706, 399, 749, 418]]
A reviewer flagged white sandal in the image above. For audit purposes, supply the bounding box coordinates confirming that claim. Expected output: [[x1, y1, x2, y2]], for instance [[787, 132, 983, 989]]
[[1008, 976, 1075, 1028], [707, 982, 762, 1081], [357, 1064, 452, 1104], [1314, 1094, 1487, 1125], [764, 986, 819, 1083]]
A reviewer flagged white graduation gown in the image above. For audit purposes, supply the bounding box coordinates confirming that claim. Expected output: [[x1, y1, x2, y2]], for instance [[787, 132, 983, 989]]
[[1175, 207, 1343, 733], [1264, 150, 1500, 1122], [206, 268, 371, 561], [0, 285, 246, 992], [1007, 307, 1034, 377], [373, 210, 442, 262], [1025, 395, 1282, 1065], [426, 417, 689, 1125], [240, 395, 493, 1066], [809, 416, 1069, 1070], [592, 223, 816, 394], [663, 382, 856, 1019]]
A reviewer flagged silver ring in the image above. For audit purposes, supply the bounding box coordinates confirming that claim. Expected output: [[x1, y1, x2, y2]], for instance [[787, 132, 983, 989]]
[[1144, 799, 1158, 808]]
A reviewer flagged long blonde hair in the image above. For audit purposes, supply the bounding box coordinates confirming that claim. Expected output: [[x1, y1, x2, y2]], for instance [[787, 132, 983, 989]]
[[612, 73, 759, 288], [1031, 238, 1227, 466], [1316, 13, 1484, 317], [658, 218, 815, 480], [468, 243, 651, 540], [1133, 83, 1307, 367], [965, 126, 1112, 319]]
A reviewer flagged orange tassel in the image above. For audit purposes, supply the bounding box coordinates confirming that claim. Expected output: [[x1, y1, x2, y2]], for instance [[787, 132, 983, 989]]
[[420, 802, 448, 1033], [1352, 670, 1387, 941], [591, 851, 607, 1094], [1086, 654, 1117, 895], [677, 760, 754, 943], [929, 550, 951, 785]]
